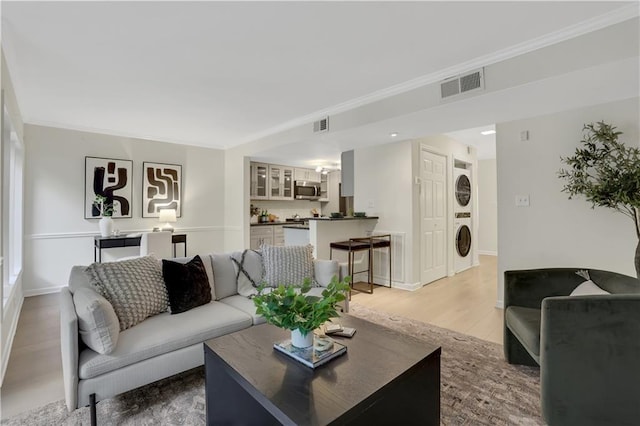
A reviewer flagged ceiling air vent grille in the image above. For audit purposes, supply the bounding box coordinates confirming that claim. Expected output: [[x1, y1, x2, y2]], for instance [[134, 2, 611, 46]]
[[313, 117, 329, 133], [440, 68, 484, 100]]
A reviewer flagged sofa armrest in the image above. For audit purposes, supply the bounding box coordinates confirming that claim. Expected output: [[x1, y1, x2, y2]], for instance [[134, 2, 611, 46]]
[[504, 268, 584, 310], [540, 295, 640, 424], [60, 287, 79, 411], [314, 259, 339, 287]]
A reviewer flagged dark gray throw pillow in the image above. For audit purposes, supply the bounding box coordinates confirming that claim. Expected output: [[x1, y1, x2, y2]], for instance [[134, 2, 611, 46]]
[[162, 255, 212, 314]]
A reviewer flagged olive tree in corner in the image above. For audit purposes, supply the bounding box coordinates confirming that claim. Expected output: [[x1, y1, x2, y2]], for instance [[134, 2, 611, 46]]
[[559, 121, 640, 278]]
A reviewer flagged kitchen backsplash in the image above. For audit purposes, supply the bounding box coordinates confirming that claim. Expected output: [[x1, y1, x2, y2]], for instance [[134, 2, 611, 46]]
[[251, 200, 323, 221]]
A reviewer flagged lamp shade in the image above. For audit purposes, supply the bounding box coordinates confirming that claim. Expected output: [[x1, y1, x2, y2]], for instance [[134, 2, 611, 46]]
[[158, 209, 177, 223]]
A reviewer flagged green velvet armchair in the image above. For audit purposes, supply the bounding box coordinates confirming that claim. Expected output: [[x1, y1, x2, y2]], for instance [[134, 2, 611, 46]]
[[504, 268, 640, 426]]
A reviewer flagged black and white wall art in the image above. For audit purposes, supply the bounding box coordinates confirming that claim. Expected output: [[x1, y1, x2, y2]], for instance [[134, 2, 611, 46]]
[[85, 157, 133, 218], [142, 162, 182, 217]]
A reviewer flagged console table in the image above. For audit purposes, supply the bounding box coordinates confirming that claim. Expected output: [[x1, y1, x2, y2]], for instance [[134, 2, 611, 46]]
[[205, 315, 441, 425], [93, 233, 187, 262]]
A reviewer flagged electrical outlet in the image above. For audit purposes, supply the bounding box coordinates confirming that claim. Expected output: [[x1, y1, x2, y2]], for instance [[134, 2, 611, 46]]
[[515, 195, 530, 207], [520, 130, 530, 141], [368, 200, 375, 209]]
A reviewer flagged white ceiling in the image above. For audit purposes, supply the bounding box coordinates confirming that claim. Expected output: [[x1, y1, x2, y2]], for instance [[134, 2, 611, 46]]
[[446, 125, 496, 160], [2, 1, 633, 157]]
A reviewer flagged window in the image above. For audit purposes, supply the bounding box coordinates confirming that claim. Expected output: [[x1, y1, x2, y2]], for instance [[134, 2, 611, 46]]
[[2, 103, 23, 308]]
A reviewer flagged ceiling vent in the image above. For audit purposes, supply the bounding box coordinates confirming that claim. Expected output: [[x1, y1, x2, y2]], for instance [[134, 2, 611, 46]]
[[313, 117, 329, 133], [440, 68, 484, 100]]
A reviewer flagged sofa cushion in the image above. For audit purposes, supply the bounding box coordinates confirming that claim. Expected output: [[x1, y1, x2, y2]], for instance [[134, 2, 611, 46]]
[[162, 255, 212, 314], [231, 250, 264, 297], [211, 253, 238, 300], [570, 280, 610, 296], [219, 295, 266, 325], [74, 287, 120, 355], [262, 244, 316, 287], [85, 256, 169, 331], [78, 301, 252, 379], [505, 306, 541, 357]]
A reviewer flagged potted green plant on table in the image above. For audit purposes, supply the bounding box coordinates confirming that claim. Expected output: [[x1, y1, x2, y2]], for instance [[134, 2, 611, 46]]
[[93, 194, 116, 237], [253, 276, 350, 348], [559, 121, 640, 277]]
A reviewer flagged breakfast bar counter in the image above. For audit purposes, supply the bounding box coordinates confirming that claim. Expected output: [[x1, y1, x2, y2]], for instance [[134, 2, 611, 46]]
[[308, 217, 379, 260]]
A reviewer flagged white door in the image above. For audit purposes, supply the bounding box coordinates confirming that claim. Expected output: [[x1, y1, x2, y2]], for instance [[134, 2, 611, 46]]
[[420, 149, 447, 284]]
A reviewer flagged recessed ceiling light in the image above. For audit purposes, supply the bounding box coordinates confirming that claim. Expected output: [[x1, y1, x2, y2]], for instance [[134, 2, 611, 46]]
[[390, 133, 398, 137], [481, 130, 496, 135]]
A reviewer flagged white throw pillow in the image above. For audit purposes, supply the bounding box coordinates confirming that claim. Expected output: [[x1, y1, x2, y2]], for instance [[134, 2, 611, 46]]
[[570, 280, 610, 296], [231, 250, 265, 297], [73, 287, 120, 354]]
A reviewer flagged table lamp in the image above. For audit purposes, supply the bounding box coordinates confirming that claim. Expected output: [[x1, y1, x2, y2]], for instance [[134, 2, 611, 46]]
[[158, 208, 177, 232]]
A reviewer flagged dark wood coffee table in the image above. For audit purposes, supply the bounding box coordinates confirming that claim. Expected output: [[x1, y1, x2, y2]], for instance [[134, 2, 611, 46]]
[[204, 314, 441, 425]]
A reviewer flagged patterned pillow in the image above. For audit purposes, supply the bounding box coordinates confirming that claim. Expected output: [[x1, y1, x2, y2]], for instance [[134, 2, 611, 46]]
[[262, 244, 316, 288], [231, 250, 265, 297], [86, 255, 169, 331]]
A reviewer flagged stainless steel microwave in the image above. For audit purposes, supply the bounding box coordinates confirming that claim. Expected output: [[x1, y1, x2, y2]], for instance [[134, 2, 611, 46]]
[[294, 181, 321, 200]]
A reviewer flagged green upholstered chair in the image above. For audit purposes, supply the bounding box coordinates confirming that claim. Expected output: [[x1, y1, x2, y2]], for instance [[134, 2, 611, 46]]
[[504, 268, 640, 426]]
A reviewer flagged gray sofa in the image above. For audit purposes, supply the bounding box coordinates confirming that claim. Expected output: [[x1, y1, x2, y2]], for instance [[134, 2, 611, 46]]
[[60, 251, 339, 423], [504, 268, 640, 426]]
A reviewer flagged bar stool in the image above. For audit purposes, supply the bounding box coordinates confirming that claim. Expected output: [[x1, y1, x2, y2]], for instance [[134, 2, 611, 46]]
[[329, 234, 392, 295]]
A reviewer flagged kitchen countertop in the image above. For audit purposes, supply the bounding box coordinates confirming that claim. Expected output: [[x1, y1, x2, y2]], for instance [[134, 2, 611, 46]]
[[308, 216, 379, 221], [251, 216, 378, 226]]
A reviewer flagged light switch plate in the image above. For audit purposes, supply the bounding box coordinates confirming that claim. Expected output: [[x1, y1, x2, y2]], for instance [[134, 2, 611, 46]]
[[515, 195, 530, 207]]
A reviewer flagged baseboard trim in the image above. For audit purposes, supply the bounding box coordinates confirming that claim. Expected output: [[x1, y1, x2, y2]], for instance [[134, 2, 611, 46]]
[[478, 250, 498, 256], [23, 285, 64, 297], [392, 281, 423, 291], [495, 299, 504, 309], [1, 291, 24, 386]]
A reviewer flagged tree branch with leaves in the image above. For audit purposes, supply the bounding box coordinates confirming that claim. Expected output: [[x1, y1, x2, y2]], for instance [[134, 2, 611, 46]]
[[558, 121, 640, 277]]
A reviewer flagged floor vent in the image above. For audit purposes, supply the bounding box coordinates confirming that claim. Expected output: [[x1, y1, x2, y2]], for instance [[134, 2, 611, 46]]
[[440, 68, 484, 100], [313, 117, 329, 133]]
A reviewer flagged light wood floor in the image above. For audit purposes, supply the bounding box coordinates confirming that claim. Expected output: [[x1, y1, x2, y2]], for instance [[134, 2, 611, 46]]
[[0, 255, 501, 419]]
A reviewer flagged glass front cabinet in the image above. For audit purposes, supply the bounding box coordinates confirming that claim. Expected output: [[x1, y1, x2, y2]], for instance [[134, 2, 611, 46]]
[[268, 164, 294, 200], [250, 162, 269, 200]]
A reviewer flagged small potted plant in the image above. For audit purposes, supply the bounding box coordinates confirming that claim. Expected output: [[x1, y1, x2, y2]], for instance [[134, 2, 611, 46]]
[[93, 194, 116, 237], [253, 276, 350, 348]]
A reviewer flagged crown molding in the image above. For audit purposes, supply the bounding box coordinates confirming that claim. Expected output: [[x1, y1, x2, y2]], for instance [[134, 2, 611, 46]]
[[238, 5, 639, 146], [24, 119, 228, 150]]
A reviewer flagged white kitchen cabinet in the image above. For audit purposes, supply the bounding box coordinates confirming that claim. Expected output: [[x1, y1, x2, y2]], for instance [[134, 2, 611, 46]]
[[319, 173, 329, 202], [250, 226, 273, 249], [268, 165, 294, 200], [250, 225, 285, 249], [250, 162, 269, 200], [272, 225, 285, 246], [294, 168, 320, 182]]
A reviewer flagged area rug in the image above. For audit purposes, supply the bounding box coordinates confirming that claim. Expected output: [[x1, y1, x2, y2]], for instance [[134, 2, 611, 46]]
[[1, 304, 543, 425]]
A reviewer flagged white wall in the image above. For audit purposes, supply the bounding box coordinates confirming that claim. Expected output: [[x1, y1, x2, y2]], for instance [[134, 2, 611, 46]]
[[24, 124, 226, 296], [478, 159, 498, 255], [496, 97, 639, 307], [354, 139, 415, 287]]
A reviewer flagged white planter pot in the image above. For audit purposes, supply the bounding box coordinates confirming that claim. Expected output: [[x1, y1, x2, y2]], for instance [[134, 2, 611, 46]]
[[99, 217, 114, 237], [290, 329, 314, 348]]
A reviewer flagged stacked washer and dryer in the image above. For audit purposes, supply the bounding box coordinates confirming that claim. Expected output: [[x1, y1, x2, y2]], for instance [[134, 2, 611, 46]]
[[454, 164, 473, 273]]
